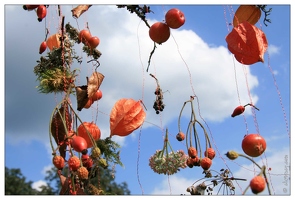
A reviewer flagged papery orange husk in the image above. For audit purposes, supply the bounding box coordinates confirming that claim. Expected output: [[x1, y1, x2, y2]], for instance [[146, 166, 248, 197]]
[[232, 5, 261, 27], [46, 33, 61, 51], [226, 21, 268, 65], [110, 98, 146, 137]]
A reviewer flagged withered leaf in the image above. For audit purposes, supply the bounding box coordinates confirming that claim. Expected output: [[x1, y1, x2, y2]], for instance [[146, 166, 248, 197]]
[[87, 72, 104, 99], [71, 5, 92, 19], [75, 85, 89, 111], [51, 104, 71, 159]]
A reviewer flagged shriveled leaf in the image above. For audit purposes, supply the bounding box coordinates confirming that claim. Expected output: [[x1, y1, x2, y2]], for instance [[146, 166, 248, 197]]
[[110, 98, 146, 137], [87, 72, 104, 99], [51, 104, 71, 159], [71, 5, 92, 19], [75, 85, 89, 111]]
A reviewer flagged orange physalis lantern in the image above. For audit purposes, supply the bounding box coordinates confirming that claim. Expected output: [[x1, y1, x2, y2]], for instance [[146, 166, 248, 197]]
[[233, 5, 261, 27], [110, 98, 146, 137], [46, 33, 61, 51], [77, 122, 101, 148], [225, 21, 268, 65]]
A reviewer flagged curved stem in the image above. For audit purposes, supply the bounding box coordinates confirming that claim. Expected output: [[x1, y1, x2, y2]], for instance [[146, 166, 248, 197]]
[[167, 139, 174, 155], [192, 122, 201, 157], [49, 107, 59, 153], [49, 101, 68, 153], [188, 120, 193, 148], [185, 124, 190, 152], [262, 166, 272, 195], [66, 99, 97, 148], [238, 153, 262, 170], [195, 119, 212, 148], [178, 101, 187, 133]]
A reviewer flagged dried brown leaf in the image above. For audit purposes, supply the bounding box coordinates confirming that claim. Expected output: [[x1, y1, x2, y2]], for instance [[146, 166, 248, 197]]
[[71, 5, 92, 19], [51, 104, 71, 159], [75, 85, 89, 111], [87, 72, 104, 99]]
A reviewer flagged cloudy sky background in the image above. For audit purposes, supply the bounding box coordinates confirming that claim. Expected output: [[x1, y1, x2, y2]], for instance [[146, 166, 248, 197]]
[[3, 2, 292, 196]]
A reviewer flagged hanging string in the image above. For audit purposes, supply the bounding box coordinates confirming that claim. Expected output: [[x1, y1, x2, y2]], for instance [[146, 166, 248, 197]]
[[241, 65, 260, 134], [167, 174, 172, 195], [135, 19, 145, 193], [136, 126, 144, 194], [136, 19, 146, 103], [266, 53, 290, 138]]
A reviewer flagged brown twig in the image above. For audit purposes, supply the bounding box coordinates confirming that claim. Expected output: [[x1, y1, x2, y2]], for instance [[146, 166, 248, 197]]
[[147, 42, 157, 72]]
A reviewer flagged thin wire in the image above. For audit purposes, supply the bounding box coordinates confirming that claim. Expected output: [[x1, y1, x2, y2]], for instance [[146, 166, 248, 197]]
[[135, 19, 145, 195], [136, 19, 145, 102], [242, 65, 260, 134], [136, 126, 144, 194], [266, 52, 290, 138], [167, 174, 172, 195]]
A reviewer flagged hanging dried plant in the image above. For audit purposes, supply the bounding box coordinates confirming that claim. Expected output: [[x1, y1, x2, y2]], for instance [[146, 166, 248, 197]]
[[71, 5, 92, 19], [75, 85, 89, 111], [50, 104, 72, 159], [87, 71, 104, 99]]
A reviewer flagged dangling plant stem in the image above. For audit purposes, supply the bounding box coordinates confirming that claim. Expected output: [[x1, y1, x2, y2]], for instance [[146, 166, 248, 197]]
[[65, 99, 98, 149], [147, 42, 156, 72]]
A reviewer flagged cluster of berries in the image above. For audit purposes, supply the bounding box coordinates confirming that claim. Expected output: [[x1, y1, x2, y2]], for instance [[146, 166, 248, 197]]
[[153, 87, 165, 114]]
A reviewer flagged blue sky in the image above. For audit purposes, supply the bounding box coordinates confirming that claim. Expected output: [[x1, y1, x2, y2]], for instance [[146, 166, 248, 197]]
[[3, 2, 292, 196]]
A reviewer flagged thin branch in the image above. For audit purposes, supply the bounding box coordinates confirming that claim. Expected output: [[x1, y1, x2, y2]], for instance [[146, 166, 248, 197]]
[[147, 42, 156, 72]]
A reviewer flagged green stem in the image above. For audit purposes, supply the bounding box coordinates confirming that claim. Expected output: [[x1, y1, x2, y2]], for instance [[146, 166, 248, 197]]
[[178, 100, 187, 134], [49, 101, 69, 153], [190, 99, 209, 157], [188, 120, 193, 148], [167, 140, 174, 155], [164, 129, 169, 157], [66, 99, 97, 148], [49, 107, 59, 153], [238, 153, 262, 170], [262, 166, 272, 195], [192, 122, 201, 158]]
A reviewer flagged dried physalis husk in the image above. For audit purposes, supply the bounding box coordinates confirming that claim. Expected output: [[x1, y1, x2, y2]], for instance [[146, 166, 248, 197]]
[[75, 85, 89, 111], [71, 5, 92, 19], [87, 72, 104, 100]]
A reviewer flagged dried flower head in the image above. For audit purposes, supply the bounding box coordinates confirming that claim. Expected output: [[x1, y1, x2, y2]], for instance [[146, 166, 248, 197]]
[[149, 149, 188, 175]]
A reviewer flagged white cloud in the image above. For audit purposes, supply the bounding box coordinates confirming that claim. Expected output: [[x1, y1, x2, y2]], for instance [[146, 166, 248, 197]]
[[41, 164, 54, 176], [267, 44, 280, 56], [32, 180, 47, 191], [151, 174, 195, 195]]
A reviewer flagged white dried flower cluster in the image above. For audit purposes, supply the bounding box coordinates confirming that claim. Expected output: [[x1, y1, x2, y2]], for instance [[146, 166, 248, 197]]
[[149, 149, 188, 175]]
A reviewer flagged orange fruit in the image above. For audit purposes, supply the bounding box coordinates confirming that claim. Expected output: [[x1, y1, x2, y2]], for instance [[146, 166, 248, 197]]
[[250, 175, 266, 194]]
